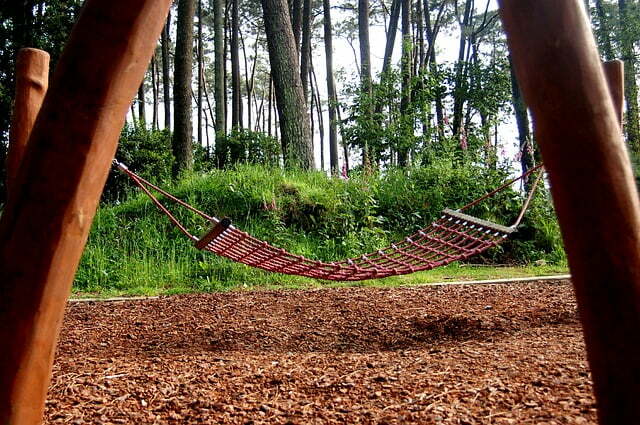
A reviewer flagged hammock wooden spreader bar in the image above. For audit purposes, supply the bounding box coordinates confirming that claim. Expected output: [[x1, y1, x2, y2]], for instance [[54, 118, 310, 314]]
[[115, 161, 543, 281]]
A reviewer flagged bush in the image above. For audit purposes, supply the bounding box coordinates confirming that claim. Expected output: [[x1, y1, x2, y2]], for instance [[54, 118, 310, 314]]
[[104, 124, 214, 202], [103, 124, 174, 202], [214, 129, 280, 168]]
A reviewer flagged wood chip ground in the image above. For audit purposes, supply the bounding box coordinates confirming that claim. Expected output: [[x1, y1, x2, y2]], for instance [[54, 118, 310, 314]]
[[45, 280, 597, 424]]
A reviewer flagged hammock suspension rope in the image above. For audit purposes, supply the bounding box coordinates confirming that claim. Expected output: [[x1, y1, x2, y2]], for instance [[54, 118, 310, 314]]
[[114, 161, 543, 281]]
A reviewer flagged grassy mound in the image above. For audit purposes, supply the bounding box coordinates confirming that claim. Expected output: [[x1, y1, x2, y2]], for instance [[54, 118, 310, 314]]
[[76, 163, 566, 296]]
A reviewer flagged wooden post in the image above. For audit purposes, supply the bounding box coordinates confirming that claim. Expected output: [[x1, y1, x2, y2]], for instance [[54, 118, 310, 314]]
[[6, 48, 49, 201], [499, 1, 640, 423], [0, 0, 171, 424], [603, 60, 625, 127]]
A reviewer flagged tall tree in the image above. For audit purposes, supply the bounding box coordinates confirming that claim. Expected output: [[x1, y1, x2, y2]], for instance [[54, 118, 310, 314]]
[[300, 0, 312, 99], [197, 0, 203, 145], [152, 55, 159, 130], [291, 0, 303, 50], [375, 0, 400, 121], [161, 11, 172, 130], [509, 55, 534, 182], [213, 0, 226, 137], [359, 0, 373, 167], [415, 0, 425, 72], [424, 0, 446, 138], [398, 0, 412, 166], [173, 0, 196, 175], [381, 0, 401, 77], [231, 0, 242, 128], [261, 0, 315, 169], [137, 81, 146, 126], [323, 0, 339, 175], [619, 0, 640, 153], [310, 60, 325, 170], [451, 0, 473, 139]]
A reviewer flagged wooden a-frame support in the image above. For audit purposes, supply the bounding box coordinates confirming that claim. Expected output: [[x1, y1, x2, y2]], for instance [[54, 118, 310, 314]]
[[0, 0, 639, 424], [0, 0, 172, 423], [6, 48, 50, 202], [500, 1, 640, 423]]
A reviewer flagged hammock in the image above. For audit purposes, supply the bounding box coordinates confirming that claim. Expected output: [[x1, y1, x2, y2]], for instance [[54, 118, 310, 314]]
[[114, 161, 543, 281]]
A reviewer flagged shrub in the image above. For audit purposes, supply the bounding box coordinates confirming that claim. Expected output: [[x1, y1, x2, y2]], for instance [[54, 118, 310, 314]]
[[214, 129, 280, 168], [104, 124, 174, 202]]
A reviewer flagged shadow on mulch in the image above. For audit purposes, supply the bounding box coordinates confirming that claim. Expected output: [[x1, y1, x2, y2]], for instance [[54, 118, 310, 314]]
[[58, 281, 579, 358]]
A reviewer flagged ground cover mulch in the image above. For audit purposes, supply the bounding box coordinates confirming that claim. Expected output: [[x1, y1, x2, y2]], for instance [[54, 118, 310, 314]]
[[45, 279, 596, 424]]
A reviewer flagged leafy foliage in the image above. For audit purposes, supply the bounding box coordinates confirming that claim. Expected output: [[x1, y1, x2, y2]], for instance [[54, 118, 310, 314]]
[[213, 128, 281, 168], [104, 124, 174, 202]]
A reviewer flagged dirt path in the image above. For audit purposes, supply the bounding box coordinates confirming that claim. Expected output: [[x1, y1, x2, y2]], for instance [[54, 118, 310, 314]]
[[45, 280, 596, 424]]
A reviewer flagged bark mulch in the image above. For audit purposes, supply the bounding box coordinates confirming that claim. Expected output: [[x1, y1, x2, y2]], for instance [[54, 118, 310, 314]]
[[45, 279, 596, 424]]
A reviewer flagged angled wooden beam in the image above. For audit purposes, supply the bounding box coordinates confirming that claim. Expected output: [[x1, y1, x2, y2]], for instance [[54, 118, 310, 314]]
[[499, 1, 640, 423], [603, 59, 625, 127], [0, 0, 171, 423], [6, 48, 50, 202]]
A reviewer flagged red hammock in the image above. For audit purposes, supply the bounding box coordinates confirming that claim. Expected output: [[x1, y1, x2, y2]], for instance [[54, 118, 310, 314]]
[[114, 162, 543, 281]]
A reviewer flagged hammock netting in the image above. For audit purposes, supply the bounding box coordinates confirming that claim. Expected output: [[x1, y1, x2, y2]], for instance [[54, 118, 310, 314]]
[[115, 161, 542, 281]]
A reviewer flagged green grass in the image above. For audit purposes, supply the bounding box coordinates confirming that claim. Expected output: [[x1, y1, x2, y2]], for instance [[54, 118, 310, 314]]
[[74, 164, 566, 298], [71, 262, 569, 298]]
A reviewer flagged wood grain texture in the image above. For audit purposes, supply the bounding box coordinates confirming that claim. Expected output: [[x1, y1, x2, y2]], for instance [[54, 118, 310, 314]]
[[0, 1, 172, 423], [499, 1, 640, 423], [6, 48, 49, 201]]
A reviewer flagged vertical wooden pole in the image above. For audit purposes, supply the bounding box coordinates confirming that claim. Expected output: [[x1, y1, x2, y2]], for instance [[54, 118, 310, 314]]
[[0, 0, 171, 424], [6, 48, 49, 201], [603, 60, 625, 126], [499, 1, 640, 423]]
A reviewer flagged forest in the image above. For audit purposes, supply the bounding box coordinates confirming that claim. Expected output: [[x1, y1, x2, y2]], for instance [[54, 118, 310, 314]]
[[0, 0, 638, 291]]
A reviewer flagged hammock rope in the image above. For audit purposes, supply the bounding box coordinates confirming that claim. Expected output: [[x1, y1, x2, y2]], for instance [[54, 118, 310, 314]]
[[114, 161, 544, 281]]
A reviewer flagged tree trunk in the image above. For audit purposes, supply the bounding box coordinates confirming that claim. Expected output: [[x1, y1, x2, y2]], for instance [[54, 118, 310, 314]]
[[137, 81, 146, 127], [509, 55, 534, 181], [382, 0, 401, 77], [197, 0, 203, 145], [619, 0, 640, 154], [416, 0, 425, 72], [213, 0, 225, 138], [224, 2, 230, 132], [323, 0, 339, 175], [424, 0, 445, 138], [291, 0, 303, 50], [268, 75, 273, 136], [452, 0, 473, 139], [231, 0, 242, 129], [311, 55, 325, 171], [161, 11, 172, 130], [375, 0, 400, 119], [173, 0, 196, 175], [398, 0, 412, 166], [300, 0, 312, 100], [337, 103, 350, 173], [240, 28, 255, 132], [261, 0, 314, 169], [130, 103, 137, 129], [152, 55, 159, 130], [359, 0, 373, 168]]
